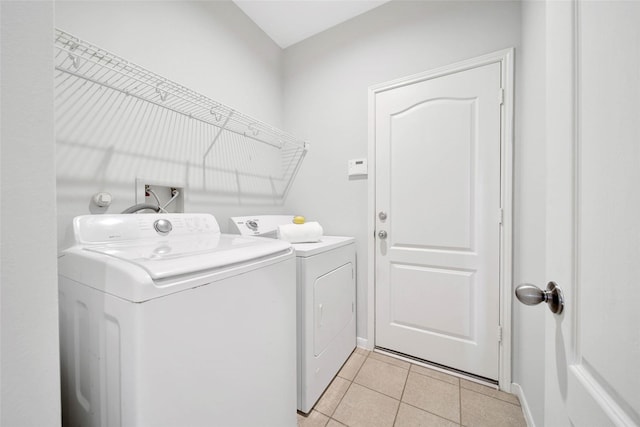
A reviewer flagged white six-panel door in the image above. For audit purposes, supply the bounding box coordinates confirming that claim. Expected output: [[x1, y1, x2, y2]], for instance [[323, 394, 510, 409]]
[[545, 1, 640, 425], [374, 60, 503, 380]]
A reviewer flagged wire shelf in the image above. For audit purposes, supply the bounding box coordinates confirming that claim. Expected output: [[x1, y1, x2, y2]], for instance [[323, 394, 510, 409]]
[[54, 28, 308, 201], [55, 29, 307, 151]]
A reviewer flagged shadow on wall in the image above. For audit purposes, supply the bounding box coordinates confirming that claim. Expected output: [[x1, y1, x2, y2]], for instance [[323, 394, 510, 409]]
[[55, 79, 302, 206], [54, 29, 305, 228]]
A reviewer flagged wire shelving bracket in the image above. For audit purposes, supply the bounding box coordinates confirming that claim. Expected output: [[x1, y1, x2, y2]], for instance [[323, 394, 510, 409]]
[[54, 28, 308, 200]]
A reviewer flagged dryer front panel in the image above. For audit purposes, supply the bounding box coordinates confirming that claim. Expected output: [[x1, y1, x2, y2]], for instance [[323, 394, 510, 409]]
[[313, 262, 355, 357]]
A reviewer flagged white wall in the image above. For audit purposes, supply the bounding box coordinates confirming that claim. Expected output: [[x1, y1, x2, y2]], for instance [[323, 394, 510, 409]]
[[55, 1, 287, 247], [282, 0, 522, 346], [512, 1, 547, 425], [1, 2, 61, 426]]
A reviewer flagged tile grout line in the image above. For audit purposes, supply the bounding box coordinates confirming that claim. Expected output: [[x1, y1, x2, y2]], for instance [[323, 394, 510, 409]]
[[312, 377, 345, 418], [398, 369, 462, 425], [337, 349, 369, 383], [315, 349, 367, 418], [346, 358, 460, 425], [327, 350, 369, 424], [462, 386, 523, 407], [319, 350, 521, 427], [359, 354, 465, 425], [350, 355, 409, 401], [368, 353, 411, 371], [410, 365, 460, 387], [392, 363, 411, 426], [351, 381, 404, 402], [330, 380, 354, 420], [323, 351, 520, 427], [459, 377, 463, 426], [412, 365, 522, 411], [399, 400, 463, 426], [374, 349, 494, 383]]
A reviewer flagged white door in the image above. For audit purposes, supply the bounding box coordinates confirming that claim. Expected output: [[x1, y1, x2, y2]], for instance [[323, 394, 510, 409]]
[[374, 59, 503, 380], [544, 1, 640, 425]]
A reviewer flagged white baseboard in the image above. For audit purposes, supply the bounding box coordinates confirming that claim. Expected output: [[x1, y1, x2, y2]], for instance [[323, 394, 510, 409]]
[[356, 336, 372, 350], [511, 383, 535, 427]]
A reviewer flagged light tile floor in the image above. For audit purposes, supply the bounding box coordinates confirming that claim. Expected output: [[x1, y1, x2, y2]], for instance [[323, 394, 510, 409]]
[[297, 348, 527, 427]]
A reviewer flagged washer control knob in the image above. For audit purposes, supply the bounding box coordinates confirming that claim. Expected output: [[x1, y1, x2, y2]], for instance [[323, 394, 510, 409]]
[[246, 220, 258, 231], [154, 219, 172, 236]]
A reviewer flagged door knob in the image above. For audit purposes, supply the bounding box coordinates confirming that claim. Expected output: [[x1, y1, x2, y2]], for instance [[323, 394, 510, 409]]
[[515, 282, 564, 315], [378, 230, 388, 239]]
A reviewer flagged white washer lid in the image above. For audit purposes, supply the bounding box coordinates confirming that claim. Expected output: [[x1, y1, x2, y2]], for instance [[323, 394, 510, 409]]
[[84, 233, 291, 280], [291, 236, 354, 257]]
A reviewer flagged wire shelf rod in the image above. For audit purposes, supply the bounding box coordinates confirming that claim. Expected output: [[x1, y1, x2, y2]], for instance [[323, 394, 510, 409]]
[[204, 112, 234, 159], [55, 55, 294, 148], [55, 64, 268, 146], [54, 30, 306, 150]]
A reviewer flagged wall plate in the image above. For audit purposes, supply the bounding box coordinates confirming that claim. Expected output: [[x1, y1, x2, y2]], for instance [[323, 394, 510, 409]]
[[348, 158, 368, 177]]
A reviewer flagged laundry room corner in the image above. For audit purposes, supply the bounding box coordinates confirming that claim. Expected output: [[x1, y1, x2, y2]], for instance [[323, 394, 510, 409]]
[[54, 1, 291, 251]]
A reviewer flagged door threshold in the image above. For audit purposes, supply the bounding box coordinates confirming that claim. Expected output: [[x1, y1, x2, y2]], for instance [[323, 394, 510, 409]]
[[374, 347, 499, 390]]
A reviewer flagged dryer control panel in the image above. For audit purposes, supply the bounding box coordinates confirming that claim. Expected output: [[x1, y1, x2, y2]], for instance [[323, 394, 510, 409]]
[[229, 215, 295, 238]]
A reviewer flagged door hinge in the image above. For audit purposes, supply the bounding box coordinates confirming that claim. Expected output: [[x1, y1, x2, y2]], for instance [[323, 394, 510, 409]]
[[498, 208, 503, 225], [499, 88, 504, 105], [498, 326, 503, 343]]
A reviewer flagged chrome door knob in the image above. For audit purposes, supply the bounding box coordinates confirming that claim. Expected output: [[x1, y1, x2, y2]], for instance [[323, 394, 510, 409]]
[[378, 230, 388, 239], [515, 281, 564, 315]]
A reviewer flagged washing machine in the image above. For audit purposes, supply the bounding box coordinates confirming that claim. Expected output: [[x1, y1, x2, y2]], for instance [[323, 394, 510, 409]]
[[58, 213, 297, 427], [229, 215, 356, 414]]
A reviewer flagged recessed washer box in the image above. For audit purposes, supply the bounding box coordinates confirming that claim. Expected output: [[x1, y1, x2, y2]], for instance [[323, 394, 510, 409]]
[[135, 178, 185, 213]]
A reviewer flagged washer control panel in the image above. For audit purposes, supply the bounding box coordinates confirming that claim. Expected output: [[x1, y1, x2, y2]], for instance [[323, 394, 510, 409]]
[[74, 213, 221, 244]]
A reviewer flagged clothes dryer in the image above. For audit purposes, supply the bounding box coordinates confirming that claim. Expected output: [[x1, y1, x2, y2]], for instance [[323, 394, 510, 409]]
[[58, 213, 297, 427], [229, 215, 356, 413]]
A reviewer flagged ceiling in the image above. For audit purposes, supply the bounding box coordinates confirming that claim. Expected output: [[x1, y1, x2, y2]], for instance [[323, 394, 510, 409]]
[[232, 0, 392, 49]]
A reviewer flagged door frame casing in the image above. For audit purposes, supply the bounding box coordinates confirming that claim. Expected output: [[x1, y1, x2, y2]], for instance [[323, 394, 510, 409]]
[[366, 48, 515, 390]]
